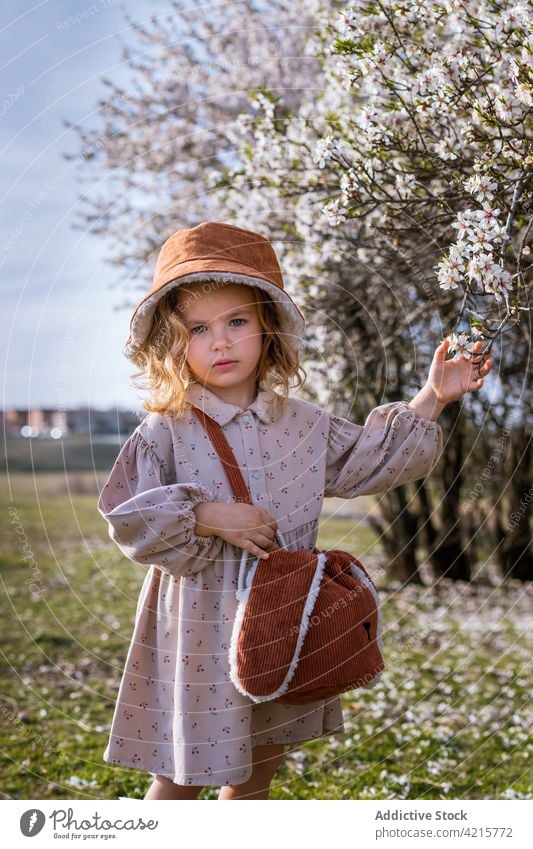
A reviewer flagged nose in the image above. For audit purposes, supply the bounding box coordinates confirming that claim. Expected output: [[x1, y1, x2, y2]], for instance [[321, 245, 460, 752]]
[[211, 326, 232, 351]]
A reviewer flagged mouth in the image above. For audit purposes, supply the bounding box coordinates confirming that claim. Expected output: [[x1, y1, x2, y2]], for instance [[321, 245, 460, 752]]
[[213, 360, 237, 368]]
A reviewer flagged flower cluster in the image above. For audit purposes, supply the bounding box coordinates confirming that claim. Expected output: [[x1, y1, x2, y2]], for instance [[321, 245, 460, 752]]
[[437, 205, 512, 302]]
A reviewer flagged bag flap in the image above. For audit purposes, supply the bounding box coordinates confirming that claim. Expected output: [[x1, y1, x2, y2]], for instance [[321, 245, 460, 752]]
[[229, 548, 327, 701]]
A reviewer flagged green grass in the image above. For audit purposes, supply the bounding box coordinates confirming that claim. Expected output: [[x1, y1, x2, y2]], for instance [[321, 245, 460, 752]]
[[1, 473, 531, 800]]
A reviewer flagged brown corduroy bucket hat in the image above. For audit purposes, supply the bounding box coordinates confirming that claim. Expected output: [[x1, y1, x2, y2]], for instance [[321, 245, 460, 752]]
[[124, 221, 306, 360]]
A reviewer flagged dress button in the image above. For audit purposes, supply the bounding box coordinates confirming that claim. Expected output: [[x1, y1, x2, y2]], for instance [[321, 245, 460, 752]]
[[251, 471, 261, 479], [242, 415, 250, 423]]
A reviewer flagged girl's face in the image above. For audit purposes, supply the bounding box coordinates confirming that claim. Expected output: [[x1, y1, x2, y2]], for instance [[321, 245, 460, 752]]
[[178, 283, 264, 402]]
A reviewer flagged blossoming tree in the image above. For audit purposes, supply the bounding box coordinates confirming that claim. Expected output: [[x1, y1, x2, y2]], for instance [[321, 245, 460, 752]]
[[75, 0, 532, 581], [327, 0, 531, 361], [66, 0, 324, 285], [215, 0, 532, 581]]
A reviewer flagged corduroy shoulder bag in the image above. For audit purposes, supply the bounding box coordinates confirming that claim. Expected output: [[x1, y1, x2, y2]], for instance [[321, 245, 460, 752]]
[[190, 404, 385, 705]]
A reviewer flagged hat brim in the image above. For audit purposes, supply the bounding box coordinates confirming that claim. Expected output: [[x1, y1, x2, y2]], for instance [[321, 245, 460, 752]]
[[124, 271, 306, 361]]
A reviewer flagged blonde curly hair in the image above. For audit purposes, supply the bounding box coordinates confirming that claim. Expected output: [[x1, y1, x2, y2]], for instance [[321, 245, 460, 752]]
[[124, 280, 306, 417]]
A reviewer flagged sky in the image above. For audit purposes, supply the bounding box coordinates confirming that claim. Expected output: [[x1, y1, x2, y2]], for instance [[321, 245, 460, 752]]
[[0, 0, 177, 413]]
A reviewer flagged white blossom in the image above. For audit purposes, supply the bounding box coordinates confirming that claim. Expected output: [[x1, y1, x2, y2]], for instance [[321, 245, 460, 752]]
[[395, 172, 416, 198], [433, 138, 458, 160], [484, 266, 513, 301], [494, 93, 526, 122], [436, 247, 464, 290], [447, 331, 474, 360], [463, 175, 498, 203], [312, 135, 339, 168], [337, 7, 358, 35], [451, 209, 476, 241], [322, 197, 348, 226], [514, 83, 532, 107]]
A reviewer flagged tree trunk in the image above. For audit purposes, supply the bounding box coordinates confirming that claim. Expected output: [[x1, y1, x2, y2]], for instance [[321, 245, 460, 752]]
[[415, 478, 439, 553], [428, 403, 472, 581], [367, 485, 422, 584], [499, 428, 533, 581]]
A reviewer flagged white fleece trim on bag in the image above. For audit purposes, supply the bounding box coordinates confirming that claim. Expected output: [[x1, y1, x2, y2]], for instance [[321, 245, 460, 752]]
[[228, 557, 258, 698], [350, 562, 384, 690], [229, 551, 328, 703]]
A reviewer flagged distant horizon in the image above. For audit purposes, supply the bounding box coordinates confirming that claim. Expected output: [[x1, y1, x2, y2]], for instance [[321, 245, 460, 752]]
[[1, 400, 144, 412]]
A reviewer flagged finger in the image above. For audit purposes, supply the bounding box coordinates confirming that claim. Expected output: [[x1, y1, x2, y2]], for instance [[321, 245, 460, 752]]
[[245, 541, 270, 560], [436, 339, 449, 361], [254, 515, 275, 537], [254, 531, 276, 548], [471, 351, 491, 372], [264, 517, 278, 534], [258, 508, 274, 525], [474, 357, 493, 377]]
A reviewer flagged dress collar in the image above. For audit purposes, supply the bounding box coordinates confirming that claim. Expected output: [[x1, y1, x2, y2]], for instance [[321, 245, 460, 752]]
[[186, 381, 283, 426]]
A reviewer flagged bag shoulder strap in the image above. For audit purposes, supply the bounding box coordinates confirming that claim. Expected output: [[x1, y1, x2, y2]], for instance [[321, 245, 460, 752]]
[[189, 403, 251, 505]]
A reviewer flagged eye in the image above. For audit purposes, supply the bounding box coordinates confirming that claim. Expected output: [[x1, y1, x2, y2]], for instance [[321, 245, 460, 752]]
[[189, 318, 247, 335]]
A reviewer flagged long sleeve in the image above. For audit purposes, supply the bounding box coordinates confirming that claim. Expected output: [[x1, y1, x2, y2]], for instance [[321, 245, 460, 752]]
[[97, 429, 225, 577], [324, 399, 443, 498]]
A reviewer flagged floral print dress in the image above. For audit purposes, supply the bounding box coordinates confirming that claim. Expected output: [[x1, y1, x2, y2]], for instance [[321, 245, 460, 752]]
[[97, 381, 443, 786]]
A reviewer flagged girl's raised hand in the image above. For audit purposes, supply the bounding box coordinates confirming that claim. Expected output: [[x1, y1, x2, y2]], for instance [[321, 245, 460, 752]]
[[427, 338, 494, 406]]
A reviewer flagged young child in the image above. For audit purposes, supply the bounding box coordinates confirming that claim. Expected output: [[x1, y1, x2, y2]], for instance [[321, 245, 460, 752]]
[[98, 221, 492, 801]]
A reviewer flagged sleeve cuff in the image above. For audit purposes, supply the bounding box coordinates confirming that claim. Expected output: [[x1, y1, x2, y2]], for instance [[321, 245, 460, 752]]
[[185, 484, 217, 508], [376, 400, 440, 465]]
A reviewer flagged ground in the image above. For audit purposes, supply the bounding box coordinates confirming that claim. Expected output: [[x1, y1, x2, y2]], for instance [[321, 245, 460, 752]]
[[1, 473, 531, 800]]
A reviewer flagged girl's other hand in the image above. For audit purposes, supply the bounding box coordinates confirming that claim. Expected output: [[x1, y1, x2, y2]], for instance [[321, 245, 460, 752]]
[[427, 338, 494, 406], [194, 501, 278, 559]]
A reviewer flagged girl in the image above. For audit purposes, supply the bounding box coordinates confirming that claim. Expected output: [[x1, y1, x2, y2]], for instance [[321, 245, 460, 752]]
[[98, 220, 492, 801]]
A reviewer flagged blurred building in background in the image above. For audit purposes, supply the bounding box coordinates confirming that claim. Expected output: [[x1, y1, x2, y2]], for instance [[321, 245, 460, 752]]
[[1, 407, 142, 438]]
